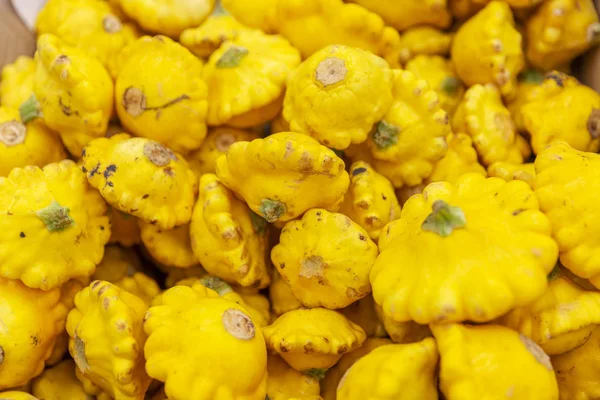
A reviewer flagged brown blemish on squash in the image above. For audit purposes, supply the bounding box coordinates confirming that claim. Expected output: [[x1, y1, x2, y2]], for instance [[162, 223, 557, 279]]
[[222, 309, 255, 340], [0, 121, 26, 146], [520, 333, 552, 370], [123, 87, 147, 117], [215, 132, 236, 152], [300, 256, 326, 280], [316, 57, 347, 87], [144, 141, 176, 166], [73, 335, 89, 371], [103, 15, 122, 33], [0, 345, 4, 366], [587, 108, 600, 138]]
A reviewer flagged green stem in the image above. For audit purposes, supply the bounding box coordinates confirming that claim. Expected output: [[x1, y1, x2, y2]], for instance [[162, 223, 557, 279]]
[[36, 201, 74, 232], [421, 200, 466, 237], [19, 94, 42, 123], [200, 276, 233, 297]]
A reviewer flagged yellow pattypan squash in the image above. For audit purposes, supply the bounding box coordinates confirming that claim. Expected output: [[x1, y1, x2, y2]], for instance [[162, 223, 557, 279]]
[[432, 323, 558, 400], [552, 326, 600, 399], [267, 355, 322, 400], [396, 27, 453, 65], [0, 106, 66, 177], [269, 270, 303, 317], [452, 84, 526, 166], [535, 141, 600, 288], [179, 14, 249, 58], [82, 134, 198, 230], [66, 281, 151, 400], [502, 266, 600, 355], [0, 278, 66, 390], [0, 392, 37, 400], [365, 70, 450, 188], [32, 359, 91, 400], [521, 71, 600, 153], [348, 0, 451, 31], [144, 285, 268, 400], [224, 0, 400, 63], [283, 45, 393, 150], [27, 34, 113, 157], [405, 55, 465, 116], [320, 338, 392, 400], [187, 127, 259, 178], [35, 0, 139, 78], [92, 246, 160, 306], [339, 162, 400, 241], [0, 56, 35, 109], [108, 207, 141, 247], [215, 132, 350, 223], [0, 160, 110, 289], [190, 173, 270, 288], [340, 295, 387, 339], [488, 162, 535, 188], [263, 308, 366, 372], [139, 222, 197, 268], [526, 0, 600, 71], [271, 209, 378, 309], [451, 1, 525, 99], [203, 30, 300, 128], [115, 36, 208, 154], [114, 0, 214, 38], [371, 174, 558, 325], [507, 69, 545, 132], [337, 339, 439, 400]]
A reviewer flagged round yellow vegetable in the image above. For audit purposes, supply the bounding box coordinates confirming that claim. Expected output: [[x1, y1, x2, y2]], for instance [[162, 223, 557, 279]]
[[263, 308, 366, 371], [432, 323, 558, 400], [526, 0, 600, 71], [115, 36, 208, 154], [35, 0, 139, 78], [284, 45, 393, 150], [365, 69, 450, 188], [534, 141, 600, 288], [81, 134, 198, 230], [203, 30, 301, 127], [451, 1, 525, 99], [452, 84, 525, 166], [336, 338, 439, 400], [371, 173, 558, 325], [30, 34, 113, 157], [115, 0, 215, 38], [0, 160, 110, 289], [32, 359, 91, 400], [502, 266, 600, 355], [0, 278, 66, 390], [272, 209, 378, 309], [215, 132, 350, 223], [144, 285, 268, 400], [0, 56, 35, 109], [190, 173, 270, 288], [266, 355, 322, 400], [0, 106, 66, 177], [521, 71, 600, 154], [66, 281, 151, 400]]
